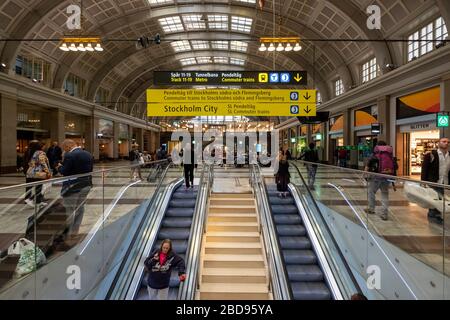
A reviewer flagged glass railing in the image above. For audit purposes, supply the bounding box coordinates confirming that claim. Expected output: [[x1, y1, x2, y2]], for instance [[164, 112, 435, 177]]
[[0, 160, 172, 300], [291, 160, 450, 300]]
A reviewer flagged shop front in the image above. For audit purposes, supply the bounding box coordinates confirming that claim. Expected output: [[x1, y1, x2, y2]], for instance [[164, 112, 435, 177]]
[[354, 106, 379, 169], [296, 125, 308, 156], [97, 119, 114, 161], [395, 86, 441, 176], [65, 113, 85, 148], [16, 106, 50, 155]]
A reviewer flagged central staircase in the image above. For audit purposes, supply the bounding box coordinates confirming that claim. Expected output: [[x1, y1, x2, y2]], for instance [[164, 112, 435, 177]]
[[197, 192, 271, 300]]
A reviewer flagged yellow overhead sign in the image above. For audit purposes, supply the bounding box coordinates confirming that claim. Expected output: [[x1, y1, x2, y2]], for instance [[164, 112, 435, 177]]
[[146, 89, 317, 117]]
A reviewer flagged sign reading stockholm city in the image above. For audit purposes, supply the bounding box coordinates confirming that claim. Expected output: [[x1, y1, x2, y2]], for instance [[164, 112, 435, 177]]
[[153, 71, 308, 86], [146, 89, 317, 117]]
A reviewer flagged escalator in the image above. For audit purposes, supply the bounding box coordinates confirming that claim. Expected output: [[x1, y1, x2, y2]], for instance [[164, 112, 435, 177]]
[[134, 184, 198, 300], [266, 184, 332, 300]]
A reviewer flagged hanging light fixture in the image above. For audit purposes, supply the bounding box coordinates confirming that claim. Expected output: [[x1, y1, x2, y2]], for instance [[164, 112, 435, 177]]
[[59, 43, 70, 51], [69, 43, 78, 51], [293, 43, 302, 51], [259, 37, 301, 53], [86, 43, 95, 52], [94, 43, 104, 51], [77, 43, 86, 51]]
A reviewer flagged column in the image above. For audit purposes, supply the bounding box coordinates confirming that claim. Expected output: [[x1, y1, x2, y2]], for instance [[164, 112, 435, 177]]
[[92, 117, 100, 160], [377, 96, 391, 144], [113, 121, 120, 159], [0, 94, 18, 173], [342, 109, 352, 146], [441, 75, 450, 139], [150, 131, 156, 154], [136, 128, 144, 150], [49, 109, 65, 144], [84, 115, 95, 156]]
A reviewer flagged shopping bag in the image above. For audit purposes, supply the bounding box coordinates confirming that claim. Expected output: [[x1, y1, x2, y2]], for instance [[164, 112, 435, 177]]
[[138, 156, 145, 165], [8, 238, 46, 277], [403, 182, 440, 209], [42, 182, 52, 195]]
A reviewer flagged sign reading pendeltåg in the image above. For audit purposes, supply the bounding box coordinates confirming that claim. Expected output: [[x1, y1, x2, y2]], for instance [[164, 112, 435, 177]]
[[146, 89, 317, 117]]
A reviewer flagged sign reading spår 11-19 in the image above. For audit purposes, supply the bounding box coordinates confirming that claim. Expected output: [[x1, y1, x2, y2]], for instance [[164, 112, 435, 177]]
[[153, 71, 308, 86]]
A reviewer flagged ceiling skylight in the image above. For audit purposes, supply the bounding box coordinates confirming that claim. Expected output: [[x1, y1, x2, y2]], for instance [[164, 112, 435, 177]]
[[158, 16, 184, 33]]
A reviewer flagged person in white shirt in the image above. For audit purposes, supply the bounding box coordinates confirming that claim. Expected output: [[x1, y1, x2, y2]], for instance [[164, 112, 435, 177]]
[[421, 137, 450, 224]]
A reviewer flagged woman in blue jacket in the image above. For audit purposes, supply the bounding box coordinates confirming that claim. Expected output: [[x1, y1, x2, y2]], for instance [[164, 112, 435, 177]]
[[144, 239, 186, 300]]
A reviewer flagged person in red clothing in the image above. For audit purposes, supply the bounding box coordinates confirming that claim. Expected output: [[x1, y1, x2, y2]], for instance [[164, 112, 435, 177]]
[[144, 239, 186, 300]]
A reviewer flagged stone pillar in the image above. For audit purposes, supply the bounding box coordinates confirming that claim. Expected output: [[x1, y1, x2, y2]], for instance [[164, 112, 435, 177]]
[[136, 128, 144, 150], [377, 96, 391, 144], [92, 117, 100, 160], [441, 75, 450, 139], [150, 131, 157, 154], [113, 121, 120, 159], [84, 115, 95, 156], [0, 94, 17, 173], [343, 109, 352, 146], [49, 110, 65, 144]]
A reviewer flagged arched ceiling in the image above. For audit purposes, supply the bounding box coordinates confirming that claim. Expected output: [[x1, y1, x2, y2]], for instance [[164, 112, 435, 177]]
[[0, 0, 447, 121]]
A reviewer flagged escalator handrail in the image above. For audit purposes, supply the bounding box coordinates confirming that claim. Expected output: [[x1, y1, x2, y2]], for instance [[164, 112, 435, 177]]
[[250, 164, 292, 300], [178, 163, 213, 300], [104, 162, 178, 299], [289, 162, 363, 298]]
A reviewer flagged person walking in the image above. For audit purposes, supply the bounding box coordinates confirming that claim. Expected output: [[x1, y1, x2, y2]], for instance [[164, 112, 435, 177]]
[[421, 137, 450, 225], [299, 142, 319, 190], [56, 139, 93, 238], [276, 152, 290, 197], [24, 141, 52, 208], [364, 141, 395, 221], [129, 143, 143, 181], [46, 141, 63, 176], [338, 148, 348, 168], [144, 239, 186, 300], [183, 146, 195, 189]]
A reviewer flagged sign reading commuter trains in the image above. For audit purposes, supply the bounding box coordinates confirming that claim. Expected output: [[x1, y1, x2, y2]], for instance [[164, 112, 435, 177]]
[[153, 71, 308, 86], [146, 89, 317, 117]]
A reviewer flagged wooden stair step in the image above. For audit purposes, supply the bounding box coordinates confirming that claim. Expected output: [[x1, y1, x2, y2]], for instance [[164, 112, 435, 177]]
[[210, 199, 255, 206], [205, 242, 262, 254], [199, 283, 269, 300], [208, 214, 257, 222], [211, 193, 252, 199], [206, 232, 260, 243], [203, 254, 264, 268], [207, 222, 258, 232], [209, 206, 256, 214], [202, 267, 267, 284]]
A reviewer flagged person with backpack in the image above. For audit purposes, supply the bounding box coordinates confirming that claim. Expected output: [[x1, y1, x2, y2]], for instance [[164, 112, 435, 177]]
[[420, 137, 450, 225], [364, 141, 396, 221], [338, 148, 348, 167], [129, 143, 143, 181], [299, 142, 319, 190]]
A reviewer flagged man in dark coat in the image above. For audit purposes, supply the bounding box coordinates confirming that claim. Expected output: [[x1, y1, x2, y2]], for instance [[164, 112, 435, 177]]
[[421, 137, 450, 225], [47, 141, 63, 175], [56, 139, 93, 236]]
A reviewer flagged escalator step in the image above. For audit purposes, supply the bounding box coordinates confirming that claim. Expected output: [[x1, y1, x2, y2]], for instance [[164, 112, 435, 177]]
[[158, 228, 190, 240], [273, 214, 302, 225], [291, 282, 331, 300], [279, 236, 311, 249], [166, 208, 194, 217], [282, 250, 317, 265], [276, 225, 306, 236], [287, 265, 324, 282], [169, 199, 196, 208], [162, 218, 192, 228], [172, 192, 198, 200], [268, 196, 295, 205], [271, 205, 298, 215]]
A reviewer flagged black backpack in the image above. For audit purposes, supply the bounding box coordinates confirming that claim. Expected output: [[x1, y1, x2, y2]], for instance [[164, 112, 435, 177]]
[[304, 149, 319, 162]]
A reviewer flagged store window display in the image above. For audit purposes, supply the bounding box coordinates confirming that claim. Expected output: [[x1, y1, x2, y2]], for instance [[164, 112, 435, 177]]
[[410, 130, 440, 174]]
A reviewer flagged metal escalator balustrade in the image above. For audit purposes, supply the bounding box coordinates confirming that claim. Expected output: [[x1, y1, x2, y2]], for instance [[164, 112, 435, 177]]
[[292, 160, 450, 300]]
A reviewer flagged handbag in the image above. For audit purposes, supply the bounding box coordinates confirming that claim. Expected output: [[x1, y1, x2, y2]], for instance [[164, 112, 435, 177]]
[[138, 156, 145, 165], [8, 238, 46, 277]]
